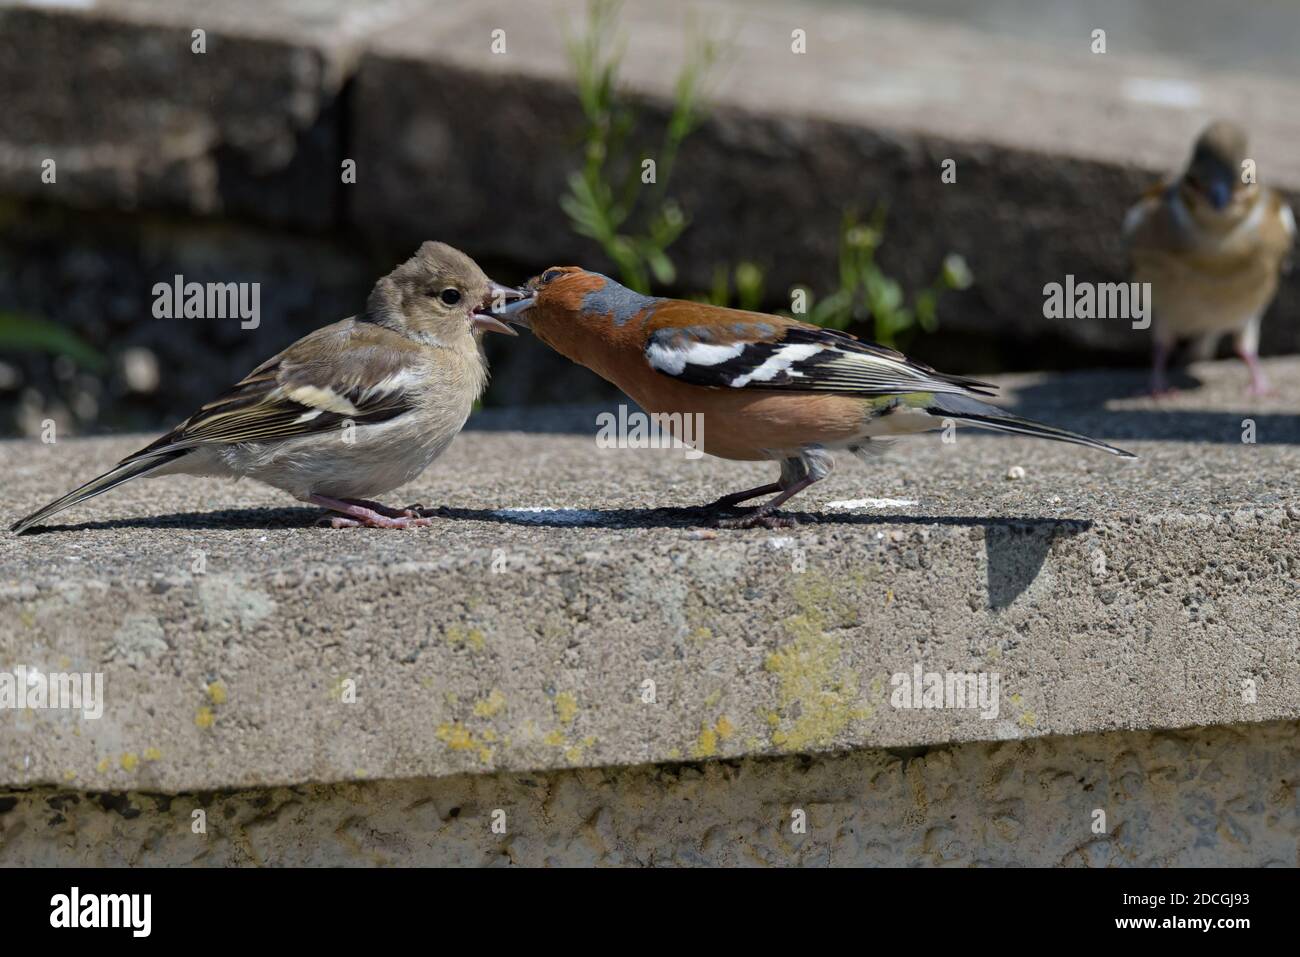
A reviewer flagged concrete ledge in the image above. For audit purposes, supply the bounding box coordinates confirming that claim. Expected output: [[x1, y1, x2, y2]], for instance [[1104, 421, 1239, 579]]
[[1, 359, 1297, 792], [3, 720, 1296, 866]]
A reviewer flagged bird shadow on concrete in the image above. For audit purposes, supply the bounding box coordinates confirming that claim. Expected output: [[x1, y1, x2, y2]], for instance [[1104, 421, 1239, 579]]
[[29, 506, 1081, 610], [19, 507, 323, 534], [442, 505, 1085, 610]]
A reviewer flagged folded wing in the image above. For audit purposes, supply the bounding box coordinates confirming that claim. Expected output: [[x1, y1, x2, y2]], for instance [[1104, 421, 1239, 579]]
[[643, 306, 996, 399], [130, 319, 422, 459]]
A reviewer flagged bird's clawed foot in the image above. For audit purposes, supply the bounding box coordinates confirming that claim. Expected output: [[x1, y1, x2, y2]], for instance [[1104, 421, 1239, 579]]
[[344, 498, 430, 518], [308, 494, 435, 529], [715, 508, 799, 529], [702, 483, 781, 512], [701, 472, 818, 530], [318, 512, 434, 529], [1244, 375, 1275, 398]]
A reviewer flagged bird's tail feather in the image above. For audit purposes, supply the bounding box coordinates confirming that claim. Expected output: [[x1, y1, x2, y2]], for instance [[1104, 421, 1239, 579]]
[[10, 450, 187, 534], [928, 394, 1135, 459]]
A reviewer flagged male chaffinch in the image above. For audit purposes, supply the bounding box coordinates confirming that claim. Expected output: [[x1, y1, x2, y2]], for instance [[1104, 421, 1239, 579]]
[[499, 268, 1134, 528], [1124, 120, 1295, 395], [12, 242, 526, 534]]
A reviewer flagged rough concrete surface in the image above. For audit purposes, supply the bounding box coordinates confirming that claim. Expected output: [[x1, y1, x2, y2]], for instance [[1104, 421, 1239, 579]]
[[1, 358, 1297, 794], [1, 721, 1295, 866]]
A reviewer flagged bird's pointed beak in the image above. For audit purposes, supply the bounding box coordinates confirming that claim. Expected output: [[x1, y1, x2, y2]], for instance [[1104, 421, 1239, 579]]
[[489, 282, 536, 330], [472, 282, 532, 336]]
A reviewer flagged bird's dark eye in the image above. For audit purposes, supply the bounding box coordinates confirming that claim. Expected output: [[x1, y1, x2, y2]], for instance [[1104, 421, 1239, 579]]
[[541, 269, 565, 284], [439, 288, 462, 306]]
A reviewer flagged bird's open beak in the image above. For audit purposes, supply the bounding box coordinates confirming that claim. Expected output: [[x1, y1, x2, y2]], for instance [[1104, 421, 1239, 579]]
[[472, 282, 532, 335], [487, 283, 536, 330]]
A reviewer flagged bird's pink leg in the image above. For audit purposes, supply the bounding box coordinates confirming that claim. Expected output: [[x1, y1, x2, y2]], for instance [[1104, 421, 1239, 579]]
[[1233, 320, 1272, 397], [1238, 351, 1273, 397], [716, 477, 816, 529], [705, 482, 781, 510], [308, 494, 433, 529]]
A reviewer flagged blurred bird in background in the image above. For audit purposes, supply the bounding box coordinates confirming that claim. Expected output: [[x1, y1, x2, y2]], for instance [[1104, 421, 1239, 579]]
[[500, 268, 1133, 529], [12, 242, 524, 533], [1125, 120, 1295, 395]]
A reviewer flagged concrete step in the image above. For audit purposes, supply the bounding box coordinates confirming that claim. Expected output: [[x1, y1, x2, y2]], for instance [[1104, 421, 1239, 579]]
[[1, 358, 1296, 792]]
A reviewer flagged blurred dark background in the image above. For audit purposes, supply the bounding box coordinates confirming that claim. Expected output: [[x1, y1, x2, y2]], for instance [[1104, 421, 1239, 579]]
[[1, 0, 1296, 438]]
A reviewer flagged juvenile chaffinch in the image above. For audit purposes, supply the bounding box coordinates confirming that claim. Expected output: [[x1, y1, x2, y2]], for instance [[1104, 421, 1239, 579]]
[[12, 242, 526, 533], [1124, 120, 1295, 395], [499, 268, 1134, 528]]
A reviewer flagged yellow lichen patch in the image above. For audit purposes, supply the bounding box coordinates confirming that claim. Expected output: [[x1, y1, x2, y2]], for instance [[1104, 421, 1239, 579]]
[[194, 706, 215, 729], [481, 729, 498, 743], [692, 725, 718, 759], [62, 770, 76, 782], [433, 721, 494, 765], [445, 625, 486, 651], [867, 673, 888, 705], [763, 574, 870, 750], [691, 716, 735, 758], [435, 722, 475, 751], [143, 747, 163, 762], [205, 680, 228, 705], [96, 758, 110, 774], [563, 736, 597, 764], [543, 729, 566, 747], [473, 688, 506, 718], [689, 626, 713, 644], [554, 691, 578, 725], [120, 753, 138, 772], [1019, 711, 1038, 728]]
